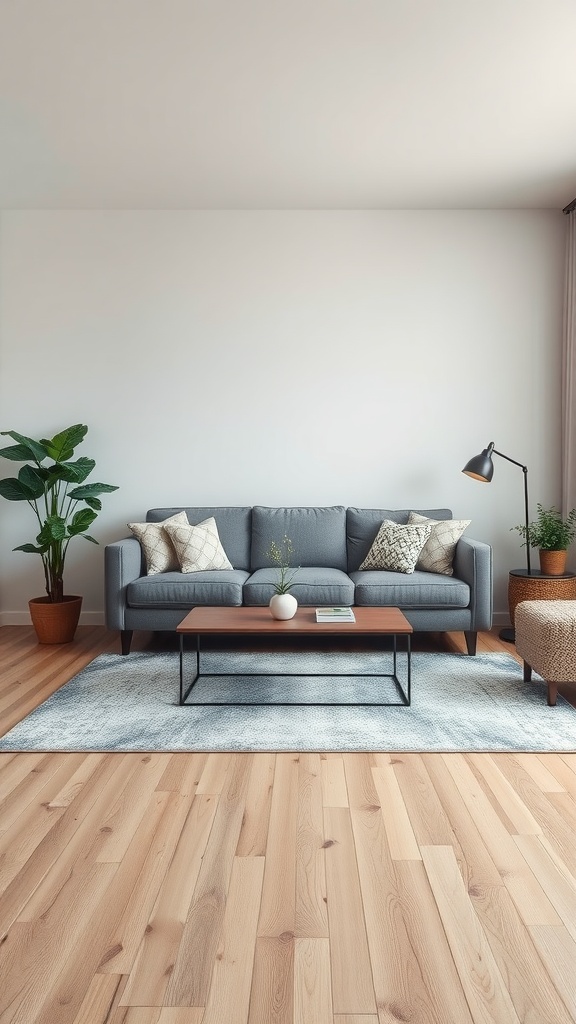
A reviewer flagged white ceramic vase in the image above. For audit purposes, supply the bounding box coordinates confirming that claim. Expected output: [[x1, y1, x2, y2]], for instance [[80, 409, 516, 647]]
[[269, 593, 298, 620]]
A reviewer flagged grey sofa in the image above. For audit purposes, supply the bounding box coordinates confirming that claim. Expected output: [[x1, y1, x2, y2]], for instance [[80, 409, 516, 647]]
[[105, 504, 492, 655]]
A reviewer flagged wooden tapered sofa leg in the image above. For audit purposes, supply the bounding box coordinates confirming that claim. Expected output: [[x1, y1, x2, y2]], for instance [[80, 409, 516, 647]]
[[464, 630, 477, 656], [523, 660, 532, 682], [121, 629, 133, 655]]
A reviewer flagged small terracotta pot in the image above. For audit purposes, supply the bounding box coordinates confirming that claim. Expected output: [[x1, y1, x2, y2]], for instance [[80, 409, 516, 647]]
[[538, 550, 567, 576], [29, 595, 83, 644]]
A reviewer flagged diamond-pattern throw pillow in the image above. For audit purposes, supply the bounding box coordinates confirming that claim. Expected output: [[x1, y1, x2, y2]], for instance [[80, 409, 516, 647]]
[[164, 517, 233, 573], [128, 510, 189, 575], [359, 519, 433, 574], [408, 511, 471, 576]]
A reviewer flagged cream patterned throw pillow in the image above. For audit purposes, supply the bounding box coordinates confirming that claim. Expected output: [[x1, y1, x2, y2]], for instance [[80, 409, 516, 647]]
[[128, 511, 189, 575], [359, 519, 433, 574], [164, 516, 233, 573], [408, 511, 471, 576]]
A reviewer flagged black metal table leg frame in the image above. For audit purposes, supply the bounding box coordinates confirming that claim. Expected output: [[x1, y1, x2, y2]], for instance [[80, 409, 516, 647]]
[[179, 631, 412, 707], [390, 633, 410, 706], [179, 633, 200, 706]]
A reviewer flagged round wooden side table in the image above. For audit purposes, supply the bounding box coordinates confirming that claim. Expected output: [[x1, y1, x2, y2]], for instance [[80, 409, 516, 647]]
[[502, 568, 576, 642]]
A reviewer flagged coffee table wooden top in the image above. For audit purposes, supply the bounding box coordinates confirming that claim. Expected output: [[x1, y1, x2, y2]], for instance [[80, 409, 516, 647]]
[[177, 606, 412, 635]]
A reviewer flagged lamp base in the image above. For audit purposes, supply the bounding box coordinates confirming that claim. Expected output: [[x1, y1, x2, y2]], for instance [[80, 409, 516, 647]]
[[499, 627, 515, 643]]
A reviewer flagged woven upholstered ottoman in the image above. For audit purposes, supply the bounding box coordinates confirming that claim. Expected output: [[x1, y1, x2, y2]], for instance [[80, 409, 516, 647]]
[[515, 600, 576, 706]]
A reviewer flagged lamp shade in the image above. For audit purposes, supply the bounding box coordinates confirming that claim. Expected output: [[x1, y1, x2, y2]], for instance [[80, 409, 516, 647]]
[[462, 448, 494, 482]]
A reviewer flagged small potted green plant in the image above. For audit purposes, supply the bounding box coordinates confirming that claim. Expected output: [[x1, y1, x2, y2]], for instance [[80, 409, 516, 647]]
[[512, 503, 576, 576], [0, 424, 118, 643], [267, 535, 299, 619]]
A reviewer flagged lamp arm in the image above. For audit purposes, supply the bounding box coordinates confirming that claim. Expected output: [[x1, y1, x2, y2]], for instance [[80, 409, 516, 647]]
[[491, 447, 528, 473]]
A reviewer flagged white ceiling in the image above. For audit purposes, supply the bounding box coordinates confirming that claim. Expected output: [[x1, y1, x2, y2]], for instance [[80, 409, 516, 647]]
[[1, 0, 576, 210]]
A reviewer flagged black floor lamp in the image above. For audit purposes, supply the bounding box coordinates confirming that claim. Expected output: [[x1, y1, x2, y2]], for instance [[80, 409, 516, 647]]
[[462, 441, 531, 642]]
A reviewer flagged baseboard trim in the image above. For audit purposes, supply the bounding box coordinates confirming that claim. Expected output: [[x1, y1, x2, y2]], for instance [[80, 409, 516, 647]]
[[492, 611, 511, 628]]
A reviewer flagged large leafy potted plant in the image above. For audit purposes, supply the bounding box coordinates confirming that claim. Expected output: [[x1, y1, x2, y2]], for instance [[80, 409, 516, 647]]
[[512, 503, 576, 576], [0, 424, 118, 643]]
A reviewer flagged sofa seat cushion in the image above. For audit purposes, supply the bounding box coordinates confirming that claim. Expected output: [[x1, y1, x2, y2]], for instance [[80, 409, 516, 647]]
[[350, 570, 470, 608], [243, 567, 355, 606], [127, 569, 250, 609]]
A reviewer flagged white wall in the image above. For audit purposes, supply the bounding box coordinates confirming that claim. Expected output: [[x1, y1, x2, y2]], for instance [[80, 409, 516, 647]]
[[0, 209, 565, 625]]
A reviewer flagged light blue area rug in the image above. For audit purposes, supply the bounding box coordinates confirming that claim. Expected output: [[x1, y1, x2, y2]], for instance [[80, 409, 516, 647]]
[[1, 650, 574, 752]]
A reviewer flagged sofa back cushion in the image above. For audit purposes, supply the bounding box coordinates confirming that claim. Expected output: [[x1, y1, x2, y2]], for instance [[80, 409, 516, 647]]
[[251, 505, 347, 570], [146, 507, 252, 570], [346, 508, 453, 572]]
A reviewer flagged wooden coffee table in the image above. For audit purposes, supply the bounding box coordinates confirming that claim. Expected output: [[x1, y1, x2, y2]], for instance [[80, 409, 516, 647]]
[[176, 606, 413, 707]]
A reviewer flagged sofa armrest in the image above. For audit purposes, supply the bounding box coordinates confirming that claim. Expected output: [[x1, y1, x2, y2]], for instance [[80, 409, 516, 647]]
[[452, 537, 493, 631], [105, 538, 143, 630]]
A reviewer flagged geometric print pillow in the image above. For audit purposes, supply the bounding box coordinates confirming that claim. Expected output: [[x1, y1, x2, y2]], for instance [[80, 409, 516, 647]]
[[408, 511, 471, 576], [128, 510, 189, 575], [359, 519, 433, 574], [163, 516, 233, 573]]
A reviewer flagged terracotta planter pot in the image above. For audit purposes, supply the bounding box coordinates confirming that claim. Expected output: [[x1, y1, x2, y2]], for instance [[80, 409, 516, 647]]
[[538, 550, 567, 577], [29, 595, 83, 644]]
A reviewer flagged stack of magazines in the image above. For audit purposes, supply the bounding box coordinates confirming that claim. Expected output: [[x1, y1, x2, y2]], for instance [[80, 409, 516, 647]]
[[315, 607, 356, 622]]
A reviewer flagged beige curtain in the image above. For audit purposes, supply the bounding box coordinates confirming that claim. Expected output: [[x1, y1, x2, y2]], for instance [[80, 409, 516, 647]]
[[562, 210, 576, 524]]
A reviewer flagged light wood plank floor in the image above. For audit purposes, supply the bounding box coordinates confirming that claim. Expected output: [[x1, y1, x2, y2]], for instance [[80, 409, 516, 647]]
[[0, 625, 575, 1024]]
